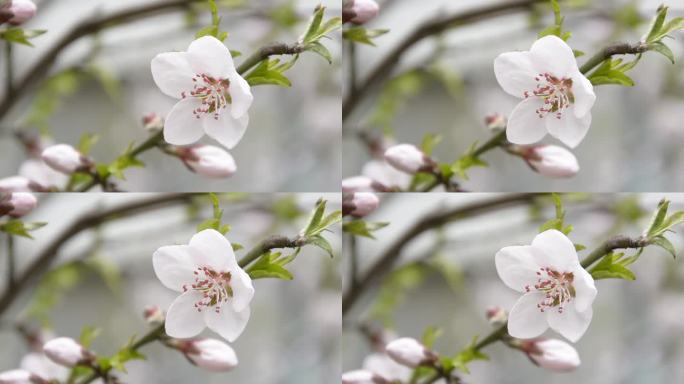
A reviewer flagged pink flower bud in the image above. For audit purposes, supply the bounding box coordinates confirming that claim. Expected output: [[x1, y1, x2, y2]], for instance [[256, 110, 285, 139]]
[[43, 338, 87, 367], [341, 370, 377, 384], [181, 145, 236, 178], [524, 145, 579, 178], [524, 338, 580, 372], [485, 113, 507, 130], [384, 144, 431, 174], [41, 145, 89, 175], [143, 305, 165, 325], [0, 176, 32, 193], [8, 0, 36, 25], [0, 369, 35, 384], [183, 339, 238, 372], [385, 338, 434, 368], [347, 0, 379, 25], [142, 112, 164, 131], [485, 306, 508, 326], [343, 192, 379, 217], [342, 176, 374, 193], [7, 192, 37, 217]]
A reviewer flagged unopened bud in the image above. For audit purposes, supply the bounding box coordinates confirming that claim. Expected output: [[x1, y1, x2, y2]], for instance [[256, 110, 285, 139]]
[[143, 305, 165, 325], [342, 176, 374, 193], [142, 112, 164, 131], [0, 369, 40, 384], [344, 0, 380, 25], [384, 144, 432, 174], [523, 338, 580, 372], [341, 370, 382, 384], [6, 192, 37, 217], [385, 338, 435, 368], [41, 145, 90, 175], [343, 192, 379, 218], [43, 338, 89, 367], [180, 339, 238, 372], [7, 0, 36, 25], [484, 113, 507, 130], [0, 176, 32, 193], [485, 306, 508, 326], [524, 145, 579, 178], [180, 145, 236, 178]]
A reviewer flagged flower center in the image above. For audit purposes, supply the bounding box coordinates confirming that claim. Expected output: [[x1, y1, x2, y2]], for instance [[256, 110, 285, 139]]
[[181, 74, 231, 120], [524, 267, 575, 313], [183, 266, 233, 313], [523, 73, 574, 120]]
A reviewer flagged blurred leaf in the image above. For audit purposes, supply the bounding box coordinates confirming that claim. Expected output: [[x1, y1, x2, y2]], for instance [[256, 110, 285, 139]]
[[0, 220, 46, 238], [421, 133, 442, 156], [452, 337, 489, 374], [343, 27, 389, 46], [343, 220, 389, 239], [0, 28, 46, 46], [370, 263, 426, 326]]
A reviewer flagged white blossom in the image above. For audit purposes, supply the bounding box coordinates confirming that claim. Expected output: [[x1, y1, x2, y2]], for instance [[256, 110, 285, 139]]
[[181, 145, 236, 178], [385, 338, 433, 368], [41, 144, 88, 174], [184, 338, 238, 372], [384, 144, 431, 174], [524, 145, 579, 178], [43, 337, 87, 367], [526, 338, 581, 372]]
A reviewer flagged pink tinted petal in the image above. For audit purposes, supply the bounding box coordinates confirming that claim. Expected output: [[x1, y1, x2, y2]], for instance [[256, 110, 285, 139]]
[[228, 73, 253, 118], [508, 292, 549, 339], [187, 36, 235, 79], [531, 230, 579, 271], [573, 267, 597, 312], [151, 52, 194, 99], [545, 108, 591, 148], [164, 98, 205, 145], [204, 306, 250, 342], [152, 245, 195, 292], [495, 245, 542, 292], [188, 229, 236, 271], [229, 267, 254, 312], [165, 291, 206, 338], [547, 305, 592, 342], [530, 35, 577, 78], [571, 73, 596, 117], [493, 51, 538, 98], [506, 98, 547, 145], [203, 112, 249, 149]]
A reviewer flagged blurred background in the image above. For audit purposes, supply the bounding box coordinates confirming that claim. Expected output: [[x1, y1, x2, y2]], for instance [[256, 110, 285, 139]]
[[342, 193, 684, 384], [0, 193, 341, 383], [343, 0, 684, 191], [0, 0, 341, 192]]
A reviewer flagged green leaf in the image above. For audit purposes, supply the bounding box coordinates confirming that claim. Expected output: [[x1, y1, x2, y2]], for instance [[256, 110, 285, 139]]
[[306, 41, 332, 64], [589, 70, 635, 86], [452, 337, 489, 374], [421, 133, 442, 156], [247, 253, 294, 280], [343, 220, 389, 238], [79, 326, 101, 349], [590, 252, 636, 281], [308, 235, 334, 257], [302, 200, 326, 235], [645, 5, 668, 43], [422, 326, 442, 349], [244, 58, 293, 87], [646, 199, 669, 236], [301, 6, 324, 44], [0, 28, 46, 46], [649, 41, 675, 64], [0, 220, 46, 238], [652, 235, 677, 258], [78, 133, 99, 155], [451, 142, 488, 180], [658, 17, 684, 39], [343, 27, 389, 46]]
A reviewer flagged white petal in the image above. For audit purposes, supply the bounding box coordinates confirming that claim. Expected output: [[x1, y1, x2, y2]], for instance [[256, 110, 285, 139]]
[[495, 245, 542, 292], [508, 292, 549, 339], [204, 306, 250, 342], [203, 112, 249, 149], [571, 72, 596, 117], [150, 52, 194, 99], [188, 229, 236, 271], [545, 108, 591, 148], [230, 267, 254, 312], [187, 36, 235, 79], [165, 291, 206, 338], [530, 35, 577, 78], [572, 267, 597, 312], [152, 245, 196, 292], [531, 230, 579, 271], [506, 98, 547, 145], [228, 72, 253, 118], [164, 98, 206, 145], [493, 51, 538, 98], [547, 306, 592, 342]]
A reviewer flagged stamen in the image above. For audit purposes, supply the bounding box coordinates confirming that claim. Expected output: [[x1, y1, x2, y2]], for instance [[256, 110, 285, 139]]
[[186, 266, 233, 313], [523, 73, 574, 119], [183, 74, 232, 119], [526, 267, 575, 313]]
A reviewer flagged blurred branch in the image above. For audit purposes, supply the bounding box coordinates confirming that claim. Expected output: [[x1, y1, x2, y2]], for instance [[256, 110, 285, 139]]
[[5, 234, 14, 290], [4, 41, 12, 96], [579, 41, 649, 74], [0, 0, 204, 121], [0, 194, 195, 317], [342, 193, 541, 315], [342, 0, 545, 120], [235, 42, 306, 75]]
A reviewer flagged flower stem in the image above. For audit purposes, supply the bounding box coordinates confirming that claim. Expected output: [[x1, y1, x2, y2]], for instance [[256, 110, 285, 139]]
[[579, 42, 649, 74], [235, 42, 305, 75], [472, 130, 507, 158], [237, 235, 307, 268]]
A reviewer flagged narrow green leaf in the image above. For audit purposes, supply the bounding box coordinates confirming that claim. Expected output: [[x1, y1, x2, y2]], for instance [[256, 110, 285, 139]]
[[649, 41, 675, 64]]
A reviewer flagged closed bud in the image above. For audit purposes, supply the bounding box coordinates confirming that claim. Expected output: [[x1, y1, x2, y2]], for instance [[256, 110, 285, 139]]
[[6, 192, 37, 217], [485, 306, 508, 326], [142, 112, 164, 131], [143, 305, 165, 325], [41, 145, 90, 175], [180, 339, 238, 372], [342, 176, 374, 193], [43, 338, 88, 367], [179, 145, 236, 178], [385, 338, 435, 368], [0, 369, 39, 384], [524, 145, 578, 178], [8, 0, 36, 25], [341, 370, 386, 384], [523, 338, 580, 372], [344, 0, 379, 25], [0, 176, 32, 193], [384, 144, 432, 174], [343, 192, 379, 218], [484, 113, 507, 130]]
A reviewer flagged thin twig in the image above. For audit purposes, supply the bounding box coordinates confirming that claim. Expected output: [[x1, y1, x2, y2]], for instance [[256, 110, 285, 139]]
[[235, 42, 305, 75], [579, 41, 650, 74]]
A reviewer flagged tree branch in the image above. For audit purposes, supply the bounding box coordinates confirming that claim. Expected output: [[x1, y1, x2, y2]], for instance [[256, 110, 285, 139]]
[[235, 42, 306, 75], [237, 234, 308, 268], [579, 41, 650, 74]]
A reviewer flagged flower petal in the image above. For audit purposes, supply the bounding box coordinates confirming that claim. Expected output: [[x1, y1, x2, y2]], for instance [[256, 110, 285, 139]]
[[204, 306, 250, 342], [228, 72, 253, 119], [203, 112, 249, 149], [572, 267, 597, 312], [164, 98, 206, 146], [571, 72, 596, 117], [187, 36, 235, 79], [545, 108, 591, 148], [547, 305, 592, 342], [530, 35, 577, 78], [508, 292, 549, 339], [153, 245, 195, 292], [230, 267, 254, 312], [506, 98, 547, 145], [493, 51, 538, 98], [531, 229, 579, 271], [165, 291, 206, 338], [495, 245, 542, 292], [188, 229, 236, 271], [151, 51, 194, 99]]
